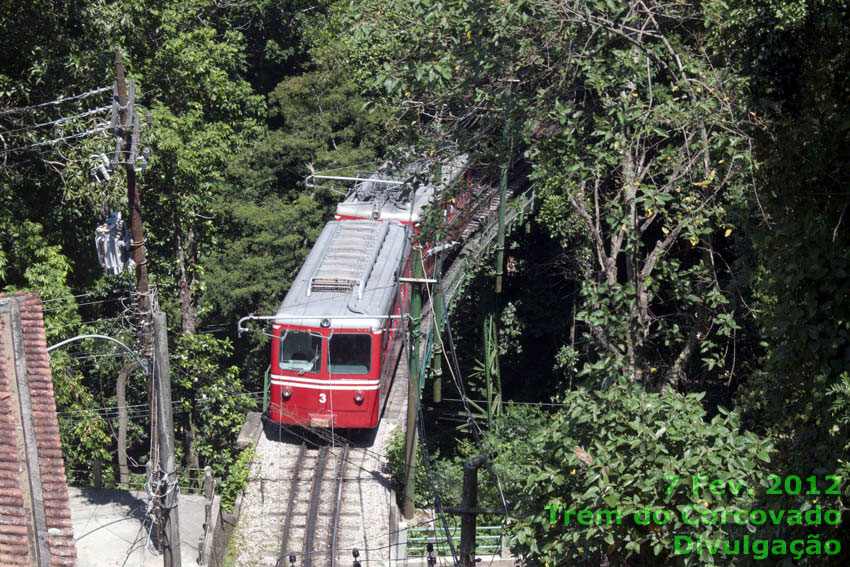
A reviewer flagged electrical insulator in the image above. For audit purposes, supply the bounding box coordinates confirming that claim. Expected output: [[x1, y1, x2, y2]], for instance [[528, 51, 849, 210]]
[[352, 548, 361, 567], [90, 153, 111, 182], [289, 553, 296, 565]]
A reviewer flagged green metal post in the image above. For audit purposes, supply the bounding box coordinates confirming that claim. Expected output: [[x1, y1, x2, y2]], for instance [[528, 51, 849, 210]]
[[403, 246, 424, 519], [263, 364, 270, 413], [495, 162, 507, 294], [432, 279, 443, 403]]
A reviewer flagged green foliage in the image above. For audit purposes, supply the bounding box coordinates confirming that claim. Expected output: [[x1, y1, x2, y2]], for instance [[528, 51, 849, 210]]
[[202, 194, 326, 321], [50, 352, 115, 486], [386, 427, 427, 508], [710, 3, 850, 560], [202, 64, 389, 326], [502, 384, 770, 566], [172, 333, 255, 472], [385, 426, 461, 510], [266, 68, 390, 191], [219, 446, 255, 513], [334, 0, 756, 390]]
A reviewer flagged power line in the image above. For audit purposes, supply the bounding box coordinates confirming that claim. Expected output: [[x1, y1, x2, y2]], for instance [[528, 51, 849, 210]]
[[42, 296, 125, 312], [55, 391, 267, 418], [417, 394, 460, 566], [45, 315, 125, 330], [41, 292, 99, 303], [0, 105, 111, 136], [441, 397, 570, 408], [65, 352, 134, 361], [424, 254, 509, 518], [0, 124, 108, 154], [0, 86, 111, 116]]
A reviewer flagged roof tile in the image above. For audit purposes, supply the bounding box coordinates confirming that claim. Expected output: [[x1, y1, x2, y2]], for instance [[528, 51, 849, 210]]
[[0, 293, 76, 566]]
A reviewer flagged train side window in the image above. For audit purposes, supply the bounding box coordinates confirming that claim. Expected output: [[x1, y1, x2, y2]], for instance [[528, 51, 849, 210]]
[[279, 331, 322, 373], [328, 334, 371, 375]]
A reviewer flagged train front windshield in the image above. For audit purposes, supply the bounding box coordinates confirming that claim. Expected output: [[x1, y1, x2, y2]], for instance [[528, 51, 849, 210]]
[[279, 331, 322, 373], [328, 334, 371, 375]]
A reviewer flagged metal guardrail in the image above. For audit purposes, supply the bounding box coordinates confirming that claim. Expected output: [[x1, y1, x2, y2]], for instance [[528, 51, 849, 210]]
[[263, 364, 271, 413], [417, 184, 537, 392], [404, 186, 533, 561], [407, 525, 503, 556]]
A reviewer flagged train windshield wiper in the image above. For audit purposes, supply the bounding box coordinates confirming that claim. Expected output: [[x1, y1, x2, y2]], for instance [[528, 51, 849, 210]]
[[299, 354, 319, 376]]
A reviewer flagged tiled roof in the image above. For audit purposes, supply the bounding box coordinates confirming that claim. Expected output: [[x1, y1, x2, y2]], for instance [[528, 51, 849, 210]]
[[0, 292, 77, 567]]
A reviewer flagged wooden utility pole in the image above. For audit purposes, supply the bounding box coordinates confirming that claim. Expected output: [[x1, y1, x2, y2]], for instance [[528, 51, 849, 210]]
[[403, 246, 424, 519], [153, 311, 182, 567], [114, 49, 152, 356]]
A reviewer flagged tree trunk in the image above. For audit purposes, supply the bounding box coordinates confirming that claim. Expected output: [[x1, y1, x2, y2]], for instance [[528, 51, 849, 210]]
[[175, 219, 201, 480], [175, 224, 198, 335], [116, 360, 142, 486]]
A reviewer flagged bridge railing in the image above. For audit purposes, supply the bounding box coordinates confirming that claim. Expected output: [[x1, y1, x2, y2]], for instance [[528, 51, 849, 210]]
[[407, 525, 504, 556], [417, 184, 537, 393]]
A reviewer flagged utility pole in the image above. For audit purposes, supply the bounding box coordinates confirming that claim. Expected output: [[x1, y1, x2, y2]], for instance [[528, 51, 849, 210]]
[[403, 246, 424, 519], [484, 80, 515, 422], [430, 161, 444, 405], [153, 311, 181, 567], [113, 49, 152, 356]]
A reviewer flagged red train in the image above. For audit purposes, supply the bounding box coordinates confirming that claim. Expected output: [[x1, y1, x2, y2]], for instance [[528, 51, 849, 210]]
[[262, 156, 469, 429]]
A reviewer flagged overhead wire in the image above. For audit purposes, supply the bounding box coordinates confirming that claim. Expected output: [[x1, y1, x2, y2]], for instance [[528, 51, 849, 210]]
[[0, 86, 111, 116], [45, 315, 125, 330], [390, 255, 460, 567], [416, 383, 460, 566], [42, 296, 125, 311], [420, 251, 510, 518], [0, 105, 111, 136], [441, 397, 571, 408], [0, 124, 108, 154]]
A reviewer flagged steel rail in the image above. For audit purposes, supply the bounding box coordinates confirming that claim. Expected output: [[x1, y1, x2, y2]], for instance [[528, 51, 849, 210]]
[[303, 446, 329, 567], [277, 443, 307, 567], [328, 445, 349, 567]]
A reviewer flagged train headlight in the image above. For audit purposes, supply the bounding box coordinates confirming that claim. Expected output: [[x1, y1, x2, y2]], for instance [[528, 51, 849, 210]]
[[282, 387, 292, 401], [354, 391, 364, 405], [320, 318, 331, 328]]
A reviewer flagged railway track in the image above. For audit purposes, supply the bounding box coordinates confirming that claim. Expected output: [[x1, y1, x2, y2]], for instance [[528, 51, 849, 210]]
[[272, 441, 352, 567], [233, 172, 531, 567]]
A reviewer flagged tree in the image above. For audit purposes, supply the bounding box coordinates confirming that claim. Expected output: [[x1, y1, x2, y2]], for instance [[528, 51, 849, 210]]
[[331, 0, 757, 391], [171, 333, 254, 485], [201, 65, 390, 324], [500, 385, 771, 566], [705, 1, 850, 557]]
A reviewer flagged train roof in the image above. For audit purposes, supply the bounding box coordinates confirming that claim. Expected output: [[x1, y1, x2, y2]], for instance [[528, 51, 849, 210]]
[[317, 155, 469, 223], [334, 178, 433, 224], [273, 220, 410, 330]]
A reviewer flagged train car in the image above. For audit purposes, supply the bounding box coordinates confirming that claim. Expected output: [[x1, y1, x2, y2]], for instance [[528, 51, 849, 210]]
[[268, 219, 412, 428]]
